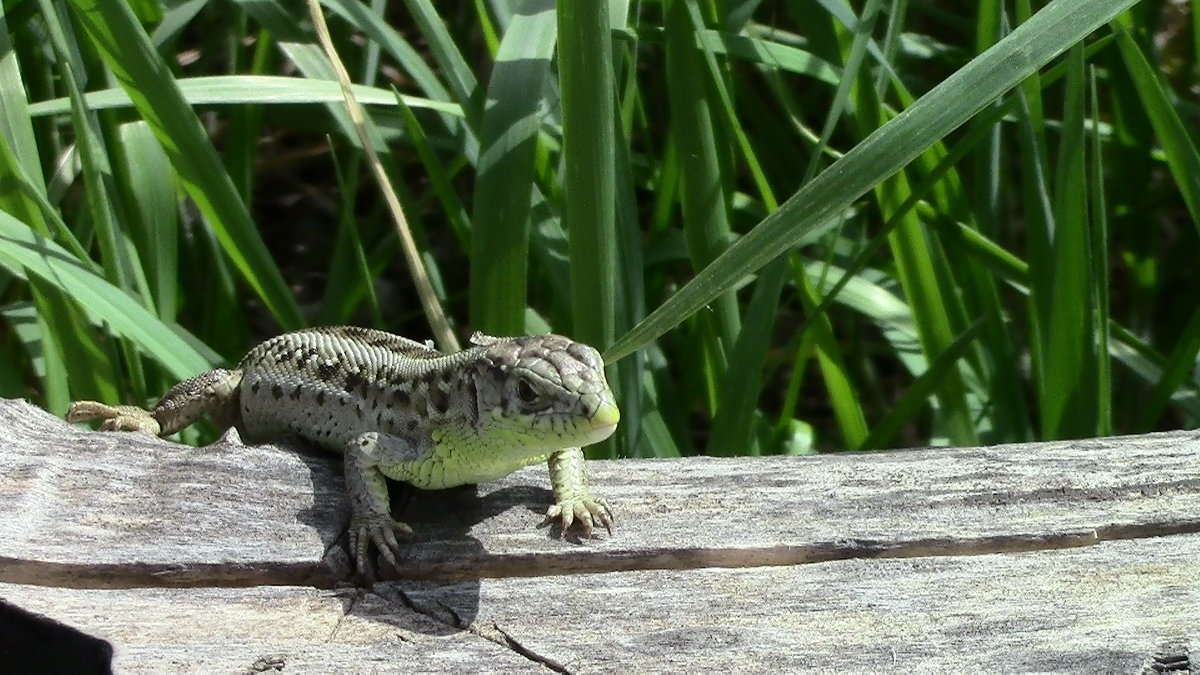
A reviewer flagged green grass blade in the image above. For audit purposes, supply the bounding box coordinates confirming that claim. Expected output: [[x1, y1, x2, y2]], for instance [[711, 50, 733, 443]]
[[0, 304, 38, 398], [664, 0, 739, 355], [796, 262, 869, 449], [392, 90, 471, 249], [468, 0, 557, 335], [558, 0, 619, 457], [1087, 66, 1111, 435], [398, 0, 479, 108], [0, 5, 44, 193], [558, 0, 617, 351], [116, 121, 179, 322], [27, 75, 462, 117], [1038, 45, 1098, 439], [1112, 13, 1200, 236], [706, 257, 786, 456]]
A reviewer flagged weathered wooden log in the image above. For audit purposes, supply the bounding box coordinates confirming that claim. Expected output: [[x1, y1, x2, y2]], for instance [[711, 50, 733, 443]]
[[1, 397, 1196, 671]]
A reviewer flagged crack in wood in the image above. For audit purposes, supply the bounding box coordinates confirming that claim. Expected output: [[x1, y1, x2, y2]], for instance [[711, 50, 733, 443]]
[[0, 558, 337, 590], [489, 622, 572, 674], [380, 519, 1200, 581], [4, 518, 1199, 589], [1145, 638, 1193, 673], [376, 584, 568, 671], [326, 588, 361, 643]]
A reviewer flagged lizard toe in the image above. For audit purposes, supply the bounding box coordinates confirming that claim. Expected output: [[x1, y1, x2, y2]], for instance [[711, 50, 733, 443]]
[[592, 498, 615, 535], [350, 515, 412, 577], [546, 496, 614, 539]]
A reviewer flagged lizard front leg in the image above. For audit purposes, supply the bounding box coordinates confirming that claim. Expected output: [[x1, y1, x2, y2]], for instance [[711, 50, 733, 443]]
[[344, 432, 420, 576], [545, 446, 614, 536], [67, 369, 243, 436]]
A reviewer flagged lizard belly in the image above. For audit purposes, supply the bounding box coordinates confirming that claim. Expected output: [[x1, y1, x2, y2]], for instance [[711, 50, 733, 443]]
[[377, 423, 549, 489]]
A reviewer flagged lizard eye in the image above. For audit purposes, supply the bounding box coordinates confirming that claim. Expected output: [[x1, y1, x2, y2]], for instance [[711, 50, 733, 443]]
[[516, 378, 541, 407]]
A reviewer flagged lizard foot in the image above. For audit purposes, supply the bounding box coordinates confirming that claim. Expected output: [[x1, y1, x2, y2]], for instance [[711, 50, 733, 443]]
[[66, 401, 162, 435], [545, 495, 614, 538], [348, 514, 413, 577]]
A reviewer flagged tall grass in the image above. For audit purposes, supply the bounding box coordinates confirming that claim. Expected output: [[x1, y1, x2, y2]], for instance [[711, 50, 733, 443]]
[[1, 1, 1198, 455]]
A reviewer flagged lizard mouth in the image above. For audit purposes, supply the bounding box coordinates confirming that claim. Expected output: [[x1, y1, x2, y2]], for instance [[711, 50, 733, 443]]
[[580, 401, 620, 445]]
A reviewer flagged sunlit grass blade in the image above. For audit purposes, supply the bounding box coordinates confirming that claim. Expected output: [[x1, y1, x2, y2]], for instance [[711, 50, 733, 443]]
[[557, 0, 620, 456], [0, 6, 43, 192], [398, 0, 479, 110], [39, 0, 134, 293], [115, 121, 179, 322], [796, 262, 869, 450], [469, 0, 557, 336], [26, 75, 462, 117], [319, 0, 473, 134]]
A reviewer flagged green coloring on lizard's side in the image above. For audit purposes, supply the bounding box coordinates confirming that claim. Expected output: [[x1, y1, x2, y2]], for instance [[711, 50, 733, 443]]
[[66, 327, 620, 575]]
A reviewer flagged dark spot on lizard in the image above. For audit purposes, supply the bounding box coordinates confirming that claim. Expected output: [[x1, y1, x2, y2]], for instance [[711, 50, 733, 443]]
[[406, 419, 418, 432], [318, 362, 338, 380], [251, 382, 260, 395], [344, 371, 363, 394], [271, 384, 283, 400], [277, 350, 293, 362], [316, 391, 326, 406], [394, 390, 410, 406], [430, 385, 450, 414], [291, 385, 303, 401]]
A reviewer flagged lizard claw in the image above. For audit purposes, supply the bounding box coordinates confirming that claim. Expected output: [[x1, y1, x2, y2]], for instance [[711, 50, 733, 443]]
[[545, 496, 614, 538], [348, 514, 412, 577]]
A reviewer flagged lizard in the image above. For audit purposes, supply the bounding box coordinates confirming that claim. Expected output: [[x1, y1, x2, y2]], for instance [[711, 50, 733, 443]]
[[65, 326, 619, 576]]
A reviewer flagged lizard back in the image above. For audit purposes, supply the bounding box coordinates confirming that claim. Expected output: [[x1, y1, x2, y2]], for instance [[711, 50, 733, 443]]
[[237, 327, 474, 450]]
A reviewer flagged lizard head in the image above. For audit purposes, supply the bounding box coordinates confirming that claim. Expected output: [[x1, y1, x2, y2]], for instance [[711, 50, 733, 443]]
[[468, 334, 619, 450]]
